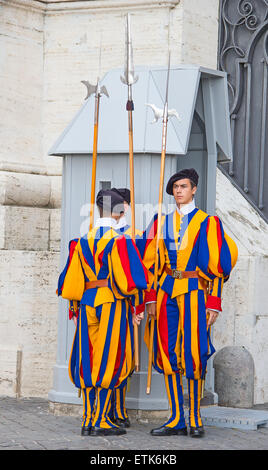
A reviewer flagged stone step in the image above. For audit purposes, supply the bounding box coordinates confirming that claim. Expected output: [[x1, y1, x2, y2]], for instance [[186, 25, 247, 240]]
[[196, 406, 268, 430]]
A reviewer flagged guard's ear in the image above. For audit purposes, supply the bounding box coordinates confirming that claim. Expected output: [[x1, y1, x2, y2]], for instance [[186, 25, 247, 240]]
[[192, 185, 197, 196]]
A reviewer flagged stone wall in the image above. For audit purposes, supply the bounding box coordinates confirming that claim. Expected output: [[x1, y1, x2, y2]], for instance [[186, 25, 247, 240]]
[[1, 0, 267, 404], [215, 169, 268, 404], [0, 0, 60, 397]]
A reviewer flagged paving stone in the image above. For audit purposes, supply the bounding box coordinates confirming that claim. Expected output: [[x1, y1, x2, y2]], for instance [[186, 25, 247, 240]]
[[0, 397, 267, 451]]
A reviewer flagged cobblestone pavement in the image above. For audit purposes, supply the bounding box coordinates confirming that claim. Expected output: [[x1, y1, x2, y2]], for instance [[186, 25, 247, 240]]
[[0, 396, 267, 451]]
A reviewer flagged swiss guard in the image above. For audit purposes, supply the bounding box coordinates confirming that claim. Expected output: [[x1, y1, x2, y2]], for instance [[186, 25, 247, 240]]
[[142, 168, 238, 438], [112, 188, 132, 234], [106, 187, 144, 428], [57, 189, 148, 436]]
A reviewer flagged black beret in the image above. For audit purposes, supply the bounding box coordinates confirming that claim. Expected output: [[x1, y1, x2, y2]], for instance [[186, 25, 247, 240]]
[[166, 168, 199, 195], [96, 189, 125, 214], [111, 188, 131, 204]]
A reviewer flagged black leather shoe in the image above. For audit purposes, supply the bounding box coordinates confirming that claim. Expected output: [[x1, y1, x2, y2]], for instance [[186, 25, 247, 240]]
[[150, 426, 188, 436], [91, 426, 127, 436], [190, 426, 205, 438], [81, 426, 91, 436], [114, 417, 130, 428]]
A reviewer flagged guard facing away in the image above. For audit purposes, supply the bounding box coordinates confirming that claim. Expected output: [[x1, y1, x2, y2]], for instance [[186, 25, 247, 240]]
[[112, 187, 132, 235], [105, 187, 144, 428], [57, 189, 148, 436], [141, 168, 238, 438]]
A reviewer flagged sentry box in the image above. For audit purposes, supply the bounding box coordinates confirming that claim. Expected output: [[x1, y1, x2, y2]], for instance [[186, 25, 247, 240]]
[[48, 65, 232, 410]]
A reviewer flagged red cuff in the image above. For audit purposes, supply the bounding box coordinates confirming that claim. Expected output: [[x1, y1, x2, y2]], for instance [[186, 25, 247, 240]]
[[69, 308, 79, 320], [144, 289, 157, 303], [135, 303, 145, 315], [130, 303, 145, 315], [206, 295, 222, 312]]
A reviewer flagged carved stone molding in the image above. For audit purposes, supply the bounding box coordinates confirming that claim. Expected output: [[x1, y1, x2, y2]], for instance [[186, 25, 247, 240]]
[[218, 0, 268, 222], [1, 0, 180, 13]]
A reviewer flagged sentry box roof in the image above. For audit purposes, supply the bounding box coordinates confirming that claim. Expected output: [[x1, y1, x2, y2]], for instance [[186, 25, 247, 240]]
[[48, 65, 232, 163]]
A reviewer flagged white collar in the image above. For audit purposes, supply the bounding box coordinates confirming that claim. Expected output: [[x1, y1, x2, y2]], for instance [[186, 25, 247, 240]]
[[176, 199, 196, 216], [94, 217, 117, 229], [116, 216, 128, 229]]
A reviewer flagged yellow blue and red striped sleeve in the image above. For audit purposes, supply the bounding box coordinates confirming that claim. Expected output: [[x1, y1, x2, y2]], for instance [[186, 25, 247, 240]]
[[57, 239, 85, 304], [110, 236, 149, 307], [136, 213, 166, 303], [198, 216, 238, 311]]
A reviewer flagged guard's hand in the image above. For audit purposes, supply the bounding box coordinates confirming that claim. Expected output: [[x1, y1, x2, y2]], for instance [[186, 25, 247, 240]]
[[72, 316, 77, 327], [146, 302, 156, 319], [206, 309, 219, 327], [132, 311, 144, 326]]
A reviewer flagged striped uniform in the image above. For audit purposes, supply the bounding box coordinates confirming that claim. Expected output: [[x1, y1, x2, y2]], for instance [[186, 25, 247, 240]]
[[109, 221, 144, 423], [57, 225, 148, 429], [140, 207, 238, 429]]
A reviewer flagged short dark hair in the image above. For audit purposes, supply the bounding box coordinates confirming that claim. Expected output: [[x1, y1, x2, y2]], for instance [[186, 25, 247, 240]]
[[189, 179, 197, 189]]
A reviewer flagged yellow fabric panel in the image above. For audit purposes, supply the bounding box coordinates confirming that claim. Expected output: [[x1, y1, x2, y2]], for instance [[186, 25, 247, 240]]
[[175, 297, 184, 373], [158, 237, 166, 275], [131, 291, 145, 307], [188, 379, 203, 427], [81, 388, 94, 427], [92, 389, 113, 428], [206, 216, 221, 276], [143, 314, 150, 350], [142, 215, 166, 272], [78, 308, 85, 389], [177, 210, 207, 270], [225, 232, 238, 269], [141, 238, 156, 273], [145, 236, 166, 292], [110, 239, 141, 296], [94, 287, 115, 307], [89, 303, 109, 386], [101, 301, 122, 388], [210, 277, 223, 298], [61, 243, 85, 301], [190, 290, 201, 377], [124, 325, 134, 382], [177, 294, 186, 375], [155, 288, 173, 375], [165, 374, 184, 429], [87, 227, 97, 255], [110, 242, 129, 296], [68, 324, 77, 386], [107, 253, 123, 300], [94, 228, 115, 275], [124, 227, 143, 237], [159, 273, 189, 299], [207, 216, 238, 278]]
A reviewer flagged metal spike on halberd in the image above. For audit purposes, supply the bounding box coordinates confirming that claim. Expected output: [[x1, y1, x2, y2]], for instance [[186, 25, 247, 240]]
[[120, 13, 138, 110], [120, 13, 138, 87]]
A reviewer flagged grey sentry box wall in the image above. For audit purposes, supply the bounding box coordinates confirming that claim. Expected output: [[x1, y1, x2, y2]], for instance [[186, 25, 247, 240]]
[[48, 65, 232, 408]]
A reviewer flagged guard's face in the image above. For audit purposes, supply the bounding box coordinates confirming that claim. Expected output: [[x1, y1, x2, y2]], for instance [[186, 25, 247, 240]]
[[119, 202, 129, 218], [123, 202, 129, 213], [172, 178, 197, 206]]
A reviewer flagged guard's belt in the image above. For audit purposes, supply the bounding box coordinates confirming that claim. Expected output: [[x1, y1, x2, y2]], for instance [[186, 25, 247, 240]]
[[164, 266, 199, 279], [164, 266, 209, 291], [85, 279, 108, 289]]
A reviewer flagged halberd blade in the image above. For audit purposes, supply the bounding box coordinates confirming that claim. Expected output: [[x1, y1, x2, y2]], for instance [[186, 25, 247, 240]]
[[145, 103, 181, 123], [81, 80, 109, 99], [121, 13, 138, 87], [81, 81, 96, 100], [100, 85, 109, 98]]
